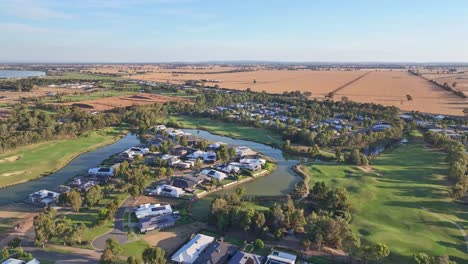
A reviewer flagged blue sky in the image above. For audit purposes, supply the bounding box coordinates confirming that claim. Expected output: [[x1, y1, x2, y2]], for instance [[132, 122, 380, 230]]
[[0, 0, 467, 62]]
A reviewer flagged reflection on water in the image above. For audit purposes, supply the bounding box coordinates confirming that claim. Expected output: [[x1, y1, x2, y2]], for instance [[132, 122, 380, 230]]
[[183, 129, 300, 196], [0, 134, 140, 205]]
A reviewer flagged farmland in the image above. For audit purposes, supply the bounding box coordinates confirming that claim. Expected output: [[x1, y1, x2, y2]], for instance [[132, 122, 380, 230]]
[[299, 142, 467, 263], [335, 71, 467, 116], [57, 92, 187, 111], [105, 66, 468, 116], [421, 72, 468, 93]]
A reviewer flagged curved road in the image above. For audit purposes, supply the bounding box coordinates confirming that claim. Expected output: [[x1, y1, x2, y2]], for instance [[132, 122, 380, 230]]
[[92, 197, 134, 249]]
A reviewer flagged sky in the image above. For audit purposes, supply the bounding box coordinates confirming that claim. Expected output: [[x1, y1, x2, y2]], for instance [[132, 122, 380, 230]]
[[0, 0, 468, 63]]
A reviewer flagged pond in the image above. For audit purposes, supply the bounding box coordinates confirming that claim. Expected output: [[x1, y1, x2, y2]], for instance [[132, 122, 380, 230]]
[[0, 70, 46, 79], [0, 134, 140, 206]]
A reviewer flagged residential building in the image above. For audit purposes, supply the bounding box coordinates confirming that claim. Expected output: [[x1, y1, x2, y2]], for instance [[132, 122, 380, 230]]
[[171, 234, 215, 264], [200, 169, 228, 181], [151, 184, 185, 198], [216, 164, 241, 174], [193, 240, 238, 264], [228, 251, 265, 264], [266, 250, 297, 264], [134, 203, 173, 219], [29, 190, 59, 206], [88, 167, 115, 177], [2, 259, 40, 264], [137, 214, 176, 233]]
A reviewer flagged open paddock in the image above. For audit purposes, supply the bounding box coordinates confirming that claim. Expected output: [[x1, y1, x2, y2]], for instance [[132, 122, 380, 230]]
[[56, 93, 187, 111]]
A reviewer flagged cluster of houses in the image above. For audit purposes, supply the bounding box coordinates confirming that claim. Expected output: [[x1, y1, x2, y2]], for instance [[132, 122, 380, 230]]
[[48, 82, 96, 89], [1, 259, 40, 264], [171, 233, 297, 264], [400, 113, 468, 146], [133, 203, 179, 233]]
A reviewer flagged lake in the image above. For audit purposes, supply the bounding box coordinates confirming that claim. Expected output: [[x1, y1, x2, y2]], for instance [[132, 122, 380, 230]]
[[0, 70, 46, 79]]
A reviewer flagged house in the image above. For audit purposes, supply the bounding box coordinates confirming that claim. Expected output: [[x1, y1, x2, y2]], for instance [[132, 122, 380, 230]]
[[124, 147, 150, 158], [228, 251, 265, 264], [172, 178, 198, 190], [266, 251, 297, 264], [216, 164, 241, 174], [200, 169, 228, 181], [235, 146, 257, 157], [371, 124, 392, 132], [207, 142, 225, 150], [175, 162, 192, 169], [186, 151, 216, 163], [172, 147, 188, 156], [171, 234, 215, 264], [168, 129, 186, 138], [240, 158, 266, 166], [151, 184, 185, 198], [137, 214, 176, 233], [161, 154, 181, 166], [134, 203, 173, 219], [193, 240, 238, 264], [88, 167, 114, 177], [29, 190, 59, 206], [154, 124, 166, 131], [2, 259, 40, 264], [69, 178, 99, 192]]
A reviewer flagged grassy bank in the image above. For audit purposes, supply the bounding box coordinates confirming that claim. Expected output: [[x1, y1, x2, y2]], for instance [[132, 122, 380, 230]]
[[300, 142, 467, 263], [44, 72, 123, 80], [0, 127, 126, 188], [168, 116, 284, 147]]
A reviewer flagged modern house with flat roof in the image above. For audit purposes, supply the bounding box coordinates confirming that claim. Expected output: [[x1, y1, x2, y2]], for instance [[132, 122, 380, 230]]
[[29, 190, 59, 206], [266, 250, 297, 264], [133, 203, 172, 219]]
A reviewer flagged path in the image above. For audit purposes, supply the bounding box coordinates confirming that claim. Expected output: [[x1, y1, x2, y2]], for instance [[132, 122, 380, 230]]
[[422, 207, 468, 253], [327, 71, 371, 97], [293, 163, 310, 201], [92, 197, 135, 249]]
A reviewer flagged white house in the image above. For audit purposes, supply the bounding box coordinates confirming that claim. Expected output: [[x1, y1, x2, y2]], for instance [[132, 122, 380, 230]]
[[207, 142, 225, 149], [88, 167, 115, 177], [29, 190, 59, 205], [124, 147, 150, 158], [216, 164, 241, 174], [266, 251, 297, 264], [134, 203, 173, 219], [171, 234, 215, 264], [151, 185, 185, 198], [200, 169, 228, 181], [240, 158, 266, 166], [2, 259, 40, 264]]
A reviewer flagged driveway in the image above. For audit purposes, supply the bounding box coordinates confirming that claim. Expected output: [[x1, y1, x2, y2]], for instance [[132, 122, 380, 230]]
[[92, 197, 135, 249]]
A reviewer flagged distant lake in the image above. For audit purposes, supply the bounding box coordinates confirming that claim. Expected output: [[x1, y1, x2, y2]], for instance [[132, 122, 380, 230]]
[[0, 70, 46, 79]]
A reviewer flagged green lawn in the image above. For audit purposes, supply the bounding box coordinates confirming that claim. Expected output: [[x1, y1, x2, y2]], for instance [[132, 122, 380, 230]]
[[300, 142, 467, 263], [0, 127, 125, 187], [121, 239, 150, 258], [44, 72, 123, 80], [168, 116, 284, 147]]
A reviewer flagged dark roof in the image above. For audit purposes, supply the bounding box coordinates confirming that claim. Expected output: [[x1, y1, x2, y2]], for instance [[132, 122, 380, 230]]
[[194, 241, 238, 264], [172, 178, 197, 189], [228, 251, 265, 264], [97, 167, 111, 172], [138, 215, 176, 231]]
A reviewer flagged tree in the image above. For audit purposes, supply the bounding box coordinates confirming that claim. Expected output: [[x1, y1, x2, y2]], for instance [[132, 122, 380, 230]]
[[127, 256, 143, 264], [406, 94, 413, 101], [254, 239, 264, 250], [360, 241, 390, 263], [105, 237, 122, 256], [2, 247, 9, 260], [412, 253, 431, 264], [142, 247, 166, 264], [68, 188, 82, 212], [85, 185, 102, 208], [8, 237, 21, 249], [100, 249, 116, 264], [240, 209, 255, 231], [252, 211, 267, 233]]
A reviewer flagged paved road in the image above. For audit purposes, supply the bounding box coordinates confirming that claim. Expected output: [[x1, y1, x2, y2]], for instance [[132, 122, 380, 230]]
[[92, 197, 134, 249]]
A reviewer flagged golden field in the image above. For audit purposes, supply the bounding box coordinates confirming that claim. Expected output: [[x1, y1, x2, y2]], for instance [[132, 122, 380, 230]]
[[88, 66, 468, 116]]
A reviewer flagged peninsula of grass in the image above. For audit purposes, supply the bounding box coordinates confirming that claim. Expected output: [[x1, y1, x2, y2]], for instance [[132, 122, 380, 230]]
[[0, 127, 126, 188], [47, 90, 137, 103], [299, 142, 467, 263], [168, 116, 284, 147]]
